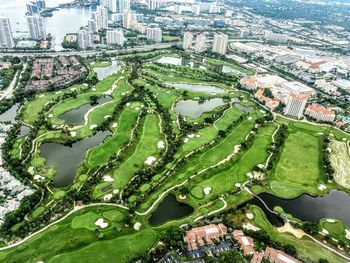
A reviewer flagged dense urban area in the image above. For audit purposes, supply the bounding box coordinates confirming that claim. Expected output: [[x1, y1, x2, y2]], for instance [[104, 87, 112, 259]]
[[0, 0, 350, 262]]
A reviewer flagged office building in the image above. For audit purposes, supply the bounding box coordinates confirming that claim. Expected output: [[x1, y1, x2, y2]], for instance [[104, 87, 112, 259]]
[[77, 29, 93, 49], [146, 27, 162, 42], [212, 33, 228, 55], [0, 17, 14, 48], [284, 93, 308, 119], [240, 29, 250, 38], [182, 31, 193, 50], [305, 104, 335, 123], [119, 0, 130, 13], [106, 29, 124, 45], [26, 0, 45, 15], [194, 34, 206, 53], [27, 15, 46, 40]]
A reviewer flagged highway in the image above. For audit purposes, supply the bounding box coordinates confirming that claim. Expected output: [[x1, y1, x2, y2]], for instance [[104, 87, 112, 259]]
[[0, 42, 177, 58]]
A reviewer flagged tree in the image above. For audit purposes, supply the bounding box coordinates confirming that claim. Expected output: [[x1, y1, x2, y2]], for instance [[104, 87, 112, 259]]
[[318, 259, 329, 263], [220, 250, 245, 263], [283, 244, 297, 257], [302, 222, 320, 235]]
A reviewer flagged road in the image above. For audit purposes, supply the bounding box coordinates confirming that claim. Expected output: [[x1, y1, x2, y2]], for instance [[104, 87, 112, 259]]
[[0, 63, 27, 100], [0, 43, 177, 58]]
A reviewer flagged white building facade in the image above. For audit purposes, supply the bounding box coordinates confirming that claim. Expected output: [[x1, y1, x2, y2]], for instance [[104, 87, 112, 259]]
[[0, 16, 14, 48]]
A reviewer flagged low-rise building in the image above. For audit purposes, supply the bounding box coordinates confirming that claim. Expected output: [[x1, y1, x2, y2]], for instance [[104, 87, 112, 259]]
[[264, 247, 301, 263], [305, 104, 336, 122], [184, 224, 227, 250], [232, 230, 255, 256]]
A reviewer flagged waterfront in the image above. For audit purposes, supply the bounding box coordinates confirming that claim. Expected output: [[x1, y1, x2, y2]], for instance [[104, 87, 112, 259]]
[[0, 0, 92, 50]]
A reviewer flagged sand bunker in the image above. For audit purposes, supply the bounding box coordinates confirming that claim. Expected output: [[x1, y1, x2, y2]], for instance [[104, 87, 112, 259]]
[[103, 194, 113, 201], [157, 141, 165, 149], [112, 122, 118, 128], [134, 222, 141, 230], [90, 124, 97, 130], [203, 187, 212, 195], [145, 156, 156, 165], [318, 184, 327, 190], [103, 175, 114, 182], [246, 213, 254, 220], [243, 223, 260, 232], [345, 229, 350, 240], [95, 218, 108, 228]]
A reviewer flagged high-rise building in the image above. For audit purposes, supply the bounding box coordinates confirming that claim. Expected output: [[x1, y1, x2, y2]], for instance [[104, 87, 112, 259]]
[[106, 29, 124, 45], [77, 29, 93, 49], [0, 16, 14, 48], [123, 11, 133, 29], [240, 29, 250, 39], [212, 33, 228, 55], [101, 0, 117, 12], [147, 0, 160, 10], [88, 19, 98, 32], [96, 5, 108, 30], [26, 15, 46, 40], [194, 34, 206, 53], [146, 27, 162, 42], [35, 0, 46, 10], [182, 31, 193, 50], [26, 3, 39, 15], [119, 0, 130, 13], [284, 93, 308, 119], [192, 5, 200, 15]]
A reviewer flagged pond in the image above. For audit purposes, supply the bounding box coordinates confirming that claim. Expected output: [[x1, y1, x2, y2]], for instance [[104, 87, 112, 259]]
[[155, 56, 184, 66], [149, 195, 194, 226], [222, 65, 247, 76], [93, 61, 121, 80], [0, 103, 20, 123], [234, 103, 254, 113], [40, 130, 111, 188], [250, 191, 350, 227], [175, 98, 226, 118], [20, 126, 30, 136], [168, 83, 225, 94], [59, 96, 112, 125]]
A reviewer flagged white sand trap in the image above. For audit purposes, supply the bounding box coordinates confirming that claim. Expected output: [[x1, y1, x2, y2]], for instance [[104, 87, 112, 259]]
[[135, 107, 140, 111], [48, 114, 53, 118], [91, 62, 95, 65], [345, 229, 350, 239], [95, 218, 108, 229], [103, 175, 114, 182], [157, 141, 165, 149], [318, 184, 327, 190], [70, 131, 77, 137], [34, 174, 44, 182], [318, 132, 324, 135], [103, 194, 113, 201], [90, 124, 98, 130], [126, 102, 131, 107], [145, 156, 157, 165], [28, 166, 34, 175], [235, 183, 241, 188], [248, 117, 253, 120], [184, 138, 189, 143], [83, 83, 88, 86], [121, 92, 126, 96], [320, 228, 329, 235], [70, 88, 76, 91], [243, 223, 260, 232], [104, 115, 111, 119], [246, 213, 254, 220], [203, 187, 212, 195], [112, 122, 118, 128], [196, 134, 200, 138], [55, 91, 62, 94], [38, 94, 44, 97], [37, 261, 44, 263], [134, 222, 141, 231], [234, 145, 241, 154], [92, 88, 96, 91], [188, 134, 195, 138], [113, 189, 119, 194], [329, 133, 334, 137], [343, 138, 347, 141], [179, 195, 186, 200], [327, 219, 335, 223], [259, 110, 266, 114]]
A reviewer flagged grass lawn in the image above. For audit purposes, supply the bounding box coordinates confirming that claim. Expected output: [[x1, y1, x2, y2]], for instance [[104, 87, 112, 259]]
[[269, 129, 323, 198], [112, 114, 164, 190]]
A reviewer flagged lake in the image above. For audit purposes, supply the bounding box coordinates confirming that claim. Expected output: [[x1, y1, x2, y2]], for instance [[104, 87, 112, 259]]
[[149, 195, 194, 226], [93, 61, 121, 80], [168, 83, 225, 94], [175, 98, 226, 118], [0, 103, 20, 123], [40, 130, 111, 188]]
